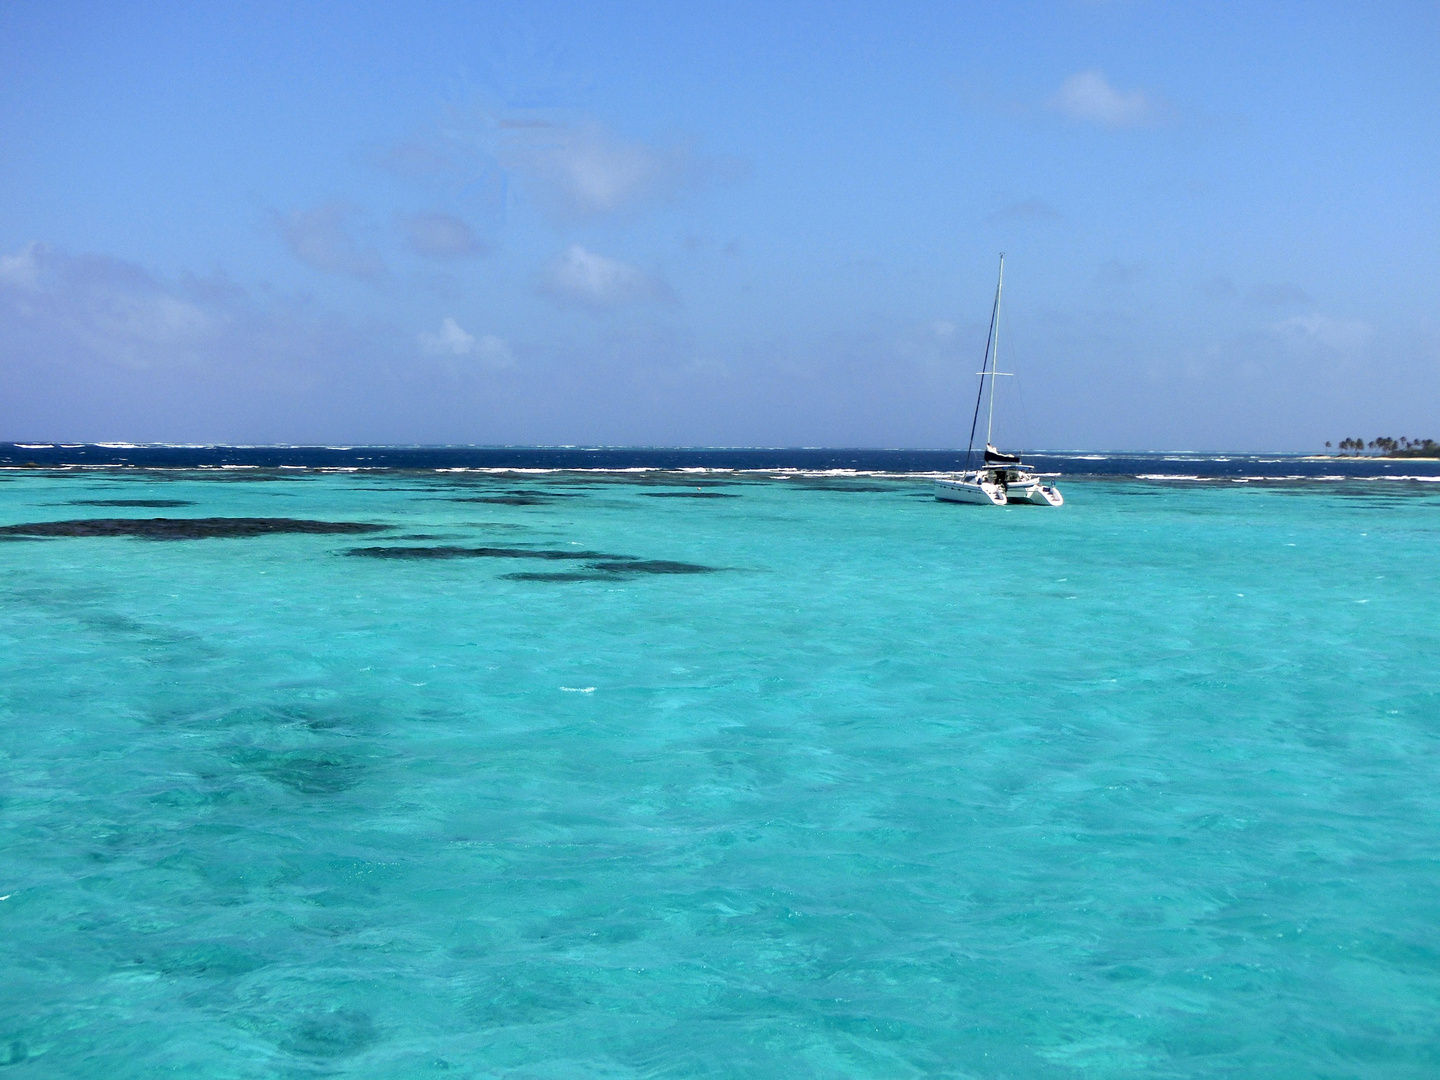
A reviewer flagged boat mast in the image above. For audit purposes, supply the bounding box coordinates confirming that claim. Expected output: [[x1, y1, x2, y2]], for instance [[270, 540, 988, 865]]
[[984, 253, 1004, 450], [964, 253, 1005, 471]]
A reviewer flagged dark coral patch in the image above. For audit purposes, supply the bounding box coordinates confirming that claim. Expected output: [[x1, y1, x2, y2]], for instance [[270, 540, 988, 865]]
[[586, 560, 718, 574], [500, 571, 612, 582], [503, 559, 720, 582], [446, 489, 588, 505], [343, 544, 720, 578], [0, 517, 388, 540], [68, 498, 196, 507], [345, 545, 628, 561], [230, 747, 365, 795], [346, 545, 498, 560], [449, 496, 546, 505]]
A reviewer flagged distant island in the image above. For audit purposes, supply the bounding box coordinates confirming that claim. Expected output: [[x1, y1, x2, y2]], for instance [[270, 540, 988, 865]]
[[1328, 437, 1439, 457]]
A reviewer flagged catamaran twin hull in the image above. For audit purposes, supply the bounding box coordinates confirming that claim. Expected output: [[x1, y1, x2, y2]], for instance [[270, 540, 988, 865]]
[[936, 254, 1064, 508], [934, 472, 1064, 506]]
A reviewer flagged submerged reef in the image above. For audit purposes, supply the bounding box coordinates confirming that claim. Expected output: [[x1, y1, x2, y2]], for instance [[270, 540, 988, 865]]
[[0, 517, 389, 540], [445, 488, 590, 505], [345, 546, 619, 561], [499, 560, 719, 582], [448, 496, 548, 505], [67, 498, 196, 507], [584, 560, 717, 574], [345, 544, 720, 579]]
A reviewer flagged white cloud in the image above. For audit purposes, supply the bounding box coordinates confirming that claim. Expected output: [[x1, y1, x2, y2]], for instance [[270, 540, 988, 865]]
[[419, 316, 475, 355], [539, 245, 670, 309], [273, 203, 386, 279], [419, 317, 515, 368], [402, 212, 487, 259], [1051, 70, 1158, 128]]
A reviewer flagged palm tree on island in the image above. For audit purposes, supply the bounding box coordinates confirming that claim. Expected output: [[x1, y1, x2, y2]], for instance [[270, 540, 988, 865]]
[[1328, 436, 1439, 457]]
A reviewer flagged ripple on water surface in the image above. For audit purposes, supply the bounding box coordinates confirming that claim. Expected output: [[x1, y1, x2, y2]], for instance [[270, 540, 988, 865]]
[[1, 470, 1439, 1077]]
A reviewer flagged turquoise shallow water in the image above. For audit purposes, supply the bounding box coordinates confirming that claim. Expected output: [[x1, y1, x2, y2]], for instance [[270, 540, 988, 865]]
[[2, 469, 1439, 1078]]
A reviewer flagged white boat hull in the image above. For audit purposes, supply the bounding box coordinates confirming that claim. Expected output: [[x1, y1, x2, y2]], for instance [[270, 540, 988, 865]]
[[1021, 483, 1063, 506], [934, 477, 1007, 505], [934, 472, 1063, 506]]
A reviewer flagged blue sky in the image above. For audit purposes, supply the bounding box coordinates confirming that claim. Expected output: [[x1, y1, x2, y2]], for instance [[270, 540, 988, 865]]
[[2, 1, 1436, 449]]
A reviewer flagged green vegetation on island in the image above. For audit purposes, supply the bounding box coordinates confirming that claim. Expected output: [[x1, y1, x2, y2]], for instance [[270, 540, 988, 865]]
[[1327, 437, 1439, 457]]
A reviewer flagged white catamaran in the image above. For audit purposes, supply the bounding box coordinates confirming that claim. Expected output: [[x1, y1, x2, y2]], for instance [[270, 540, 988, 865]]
[[934, 255, 1063, 507]]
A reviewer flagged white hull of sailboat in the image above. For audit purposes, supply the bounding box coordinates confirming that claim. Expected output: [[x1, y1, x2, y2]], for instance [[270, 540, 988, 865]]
[[933, 473, 1063, 506], [1021, 483, 1064, 506], [933, 476, 1007, 505]]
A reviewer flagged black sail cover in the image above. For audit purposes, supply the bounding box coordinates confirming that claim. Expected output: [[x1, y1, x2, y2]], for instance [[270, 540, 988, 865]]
[[984, 444, 1021, 466]]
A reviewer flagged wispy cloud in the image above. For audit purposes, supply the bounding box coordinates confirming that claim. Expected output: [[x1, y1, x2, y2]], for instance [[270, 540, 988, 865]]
[[0, 242, 43, 290], [1051, 70, 1162, 128], [388, 109, 742, 224], [504, 120, 675, 218], [273, 203, 386, 279], [0, 241, 502, 442], [401, 212, 487, 259], [0, 242, 218, 367], [539, 245, 671, 309], [418, 317, 515, 368], [1270, 313, 1372, 353]]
